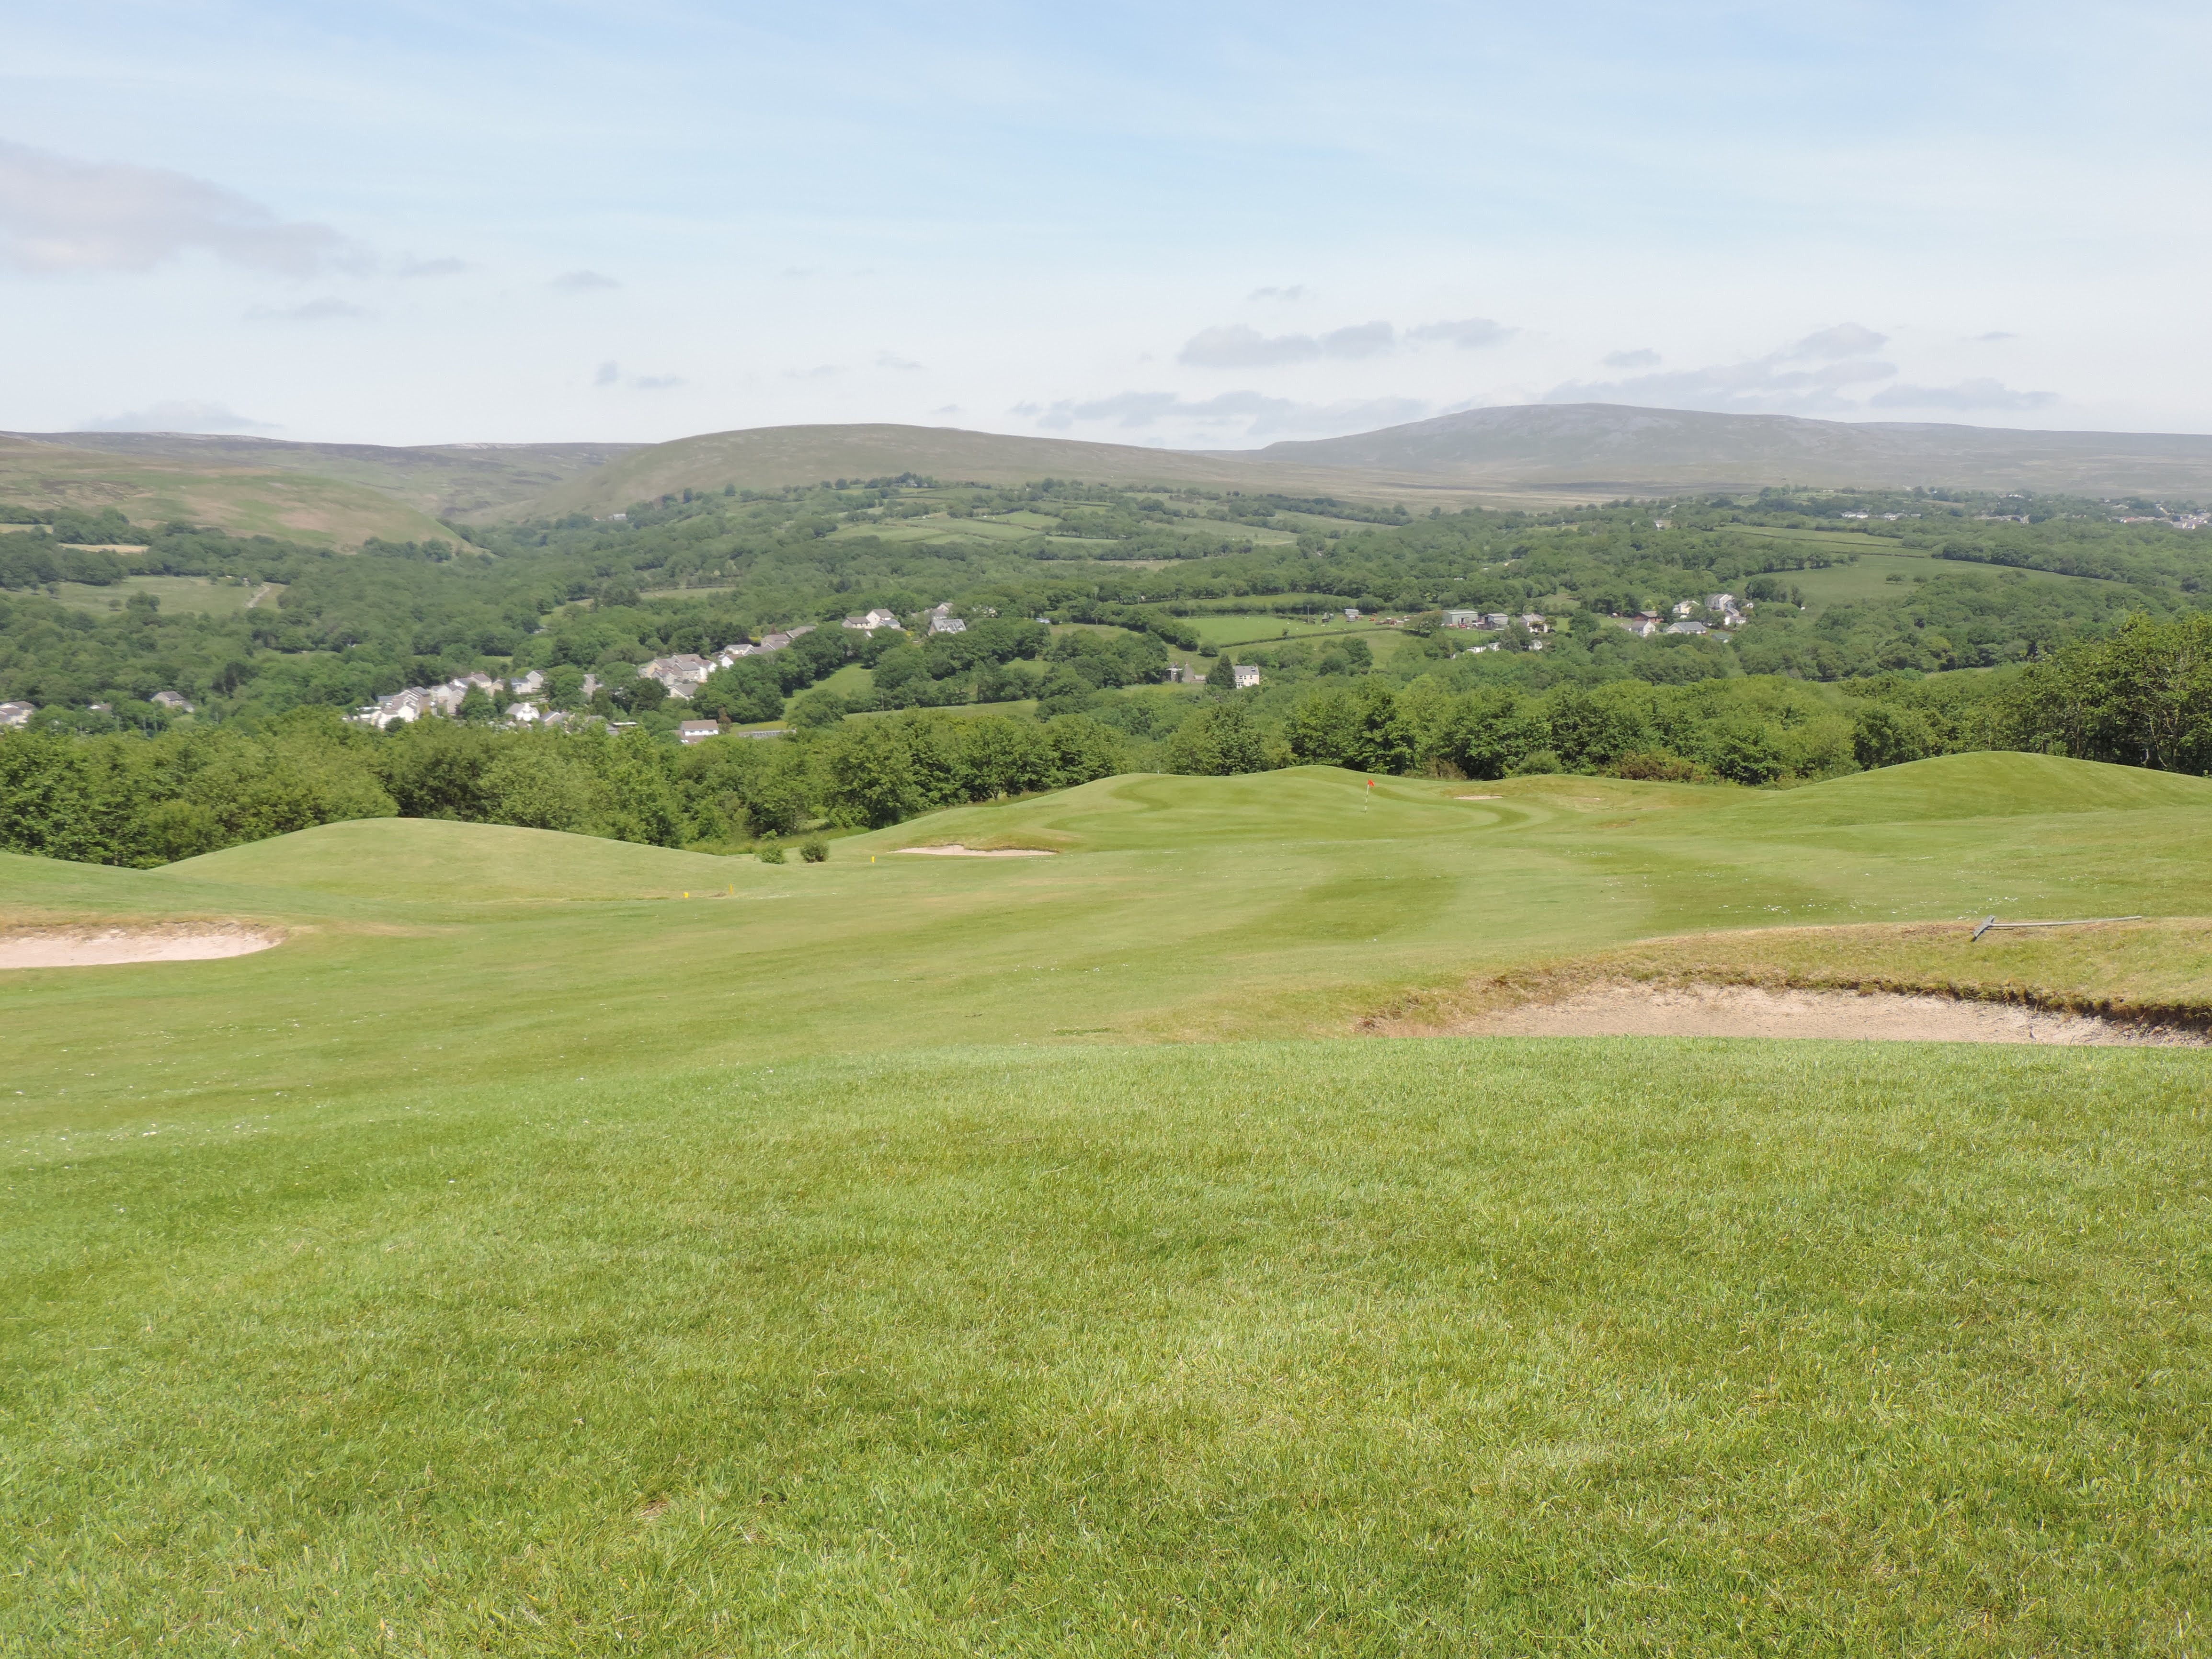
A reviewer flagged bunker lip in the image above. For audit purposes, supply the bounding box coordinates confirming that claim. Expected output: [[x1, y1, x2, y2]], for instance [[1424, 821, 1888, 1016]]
[[892, 845, 1057, 858], [0, 923, 284, 969], [1381, 981, 2209, 1046]]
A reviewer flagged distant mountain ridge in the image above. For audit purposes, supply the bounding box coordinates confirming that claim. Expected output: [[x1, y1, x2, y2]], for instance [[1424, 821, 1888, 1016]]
[[1223, 404, 2212, 497], [14, 404, 2212, 544]]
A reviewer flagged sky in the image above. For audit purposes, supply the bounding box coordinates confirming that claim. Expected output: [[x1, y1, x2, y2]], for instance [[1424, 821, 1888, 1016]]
[[4, 1, 2210, 450]]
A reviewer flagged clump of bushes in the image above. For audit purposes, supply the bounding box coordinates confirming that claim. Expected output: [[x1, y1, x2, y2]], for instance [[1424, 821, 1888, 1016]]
[[800, 833, 829, 863], [756, 835, 786, 864]]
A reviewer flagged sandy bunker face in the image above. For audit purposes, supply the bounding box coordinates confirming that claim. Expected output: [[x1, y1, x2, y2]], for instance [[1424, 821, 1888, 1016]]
[[1452, 983, 2202, 1046], [0, 924, 282, 969], [894, 845, 1056, 858]]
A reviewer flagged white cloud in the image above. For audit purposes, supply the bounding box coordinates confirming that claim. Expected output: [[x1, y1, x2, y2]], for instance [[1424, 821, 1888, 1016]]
[[1866, 378, 2054, 412], [1177, 320, 1397, 367], [783, 364, 842, 380], [875, 351, 923, 371], [396, 255, 466, 278], [0, 140, 366, 277], [593, 360, 683, 391], [550, 269, 620, 293], [1785, 321, 1889, 359], [1545, 323, 1911, 415], [245, 296, 370, 323], [1029, 388, 1427, 441], [1247, 284, 1308, 302], [1603, 348, 1660, 369], [79, 399, 277, 433], [1974, 330, 2018, 342], [1405, 317, 1514, 350]]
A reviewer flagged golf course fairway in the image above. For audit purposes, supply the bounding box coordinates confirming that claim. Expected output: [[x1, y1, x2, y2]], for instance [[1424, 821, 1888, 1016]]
[[3, 753, 2207, 1652]]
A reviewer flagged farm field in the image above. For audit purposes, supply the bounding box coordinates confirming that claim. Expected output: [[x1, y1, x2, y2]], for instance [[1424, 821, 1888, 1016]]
[[1186, 613, 1403, 648], [3, 753, 2209, 1651], [47, 575, 280, 615]]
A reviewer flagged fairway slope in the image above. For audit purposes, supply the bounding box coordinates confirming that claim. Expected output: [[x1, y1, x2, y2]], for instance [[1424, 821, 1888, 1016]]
[[164, 817, 749, 901]]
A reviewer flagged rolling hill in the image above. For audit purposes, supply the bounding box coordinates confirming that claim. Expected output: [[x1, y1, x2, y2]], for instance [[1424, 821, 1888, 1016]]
[[1230, 402, 2212, 498], [2, 431, 640, 522], [0, 433, 469, 547], [488, 421, 1413, 521]]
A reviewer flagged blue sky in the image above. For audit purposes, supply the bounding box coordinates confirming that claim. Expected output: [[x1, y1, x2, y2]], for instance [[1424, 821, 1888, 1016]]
[[5, 1, 2208, 446]]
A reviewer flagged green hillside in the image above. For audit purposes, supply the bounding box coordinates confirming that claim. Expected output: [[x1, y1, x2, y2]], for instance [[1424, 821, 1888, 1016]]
[[13, 431, 643, 521], [4, 753, 2210, 1651], [494, 422, 1452, 521], [0, 435, 462, 547]]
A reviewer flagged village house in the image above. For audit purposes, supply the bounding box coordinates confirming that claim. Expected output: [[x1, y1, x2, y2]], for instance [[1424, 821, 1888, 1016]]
[[505, 701, 542, 724], [1482, 612, 1510, 631], [929, 614, 968, 635], [1343, 608, 1360, 621], [1519, 614, 1549, 634], [1443, 609, 1482, 627], [0, 700, 33, 727], [640, 654, 716, 697], [677, 719, 722, 745], [842, 608, 901, 633], [1231, 664, 1263, 689], [1666, 619, 1710, 636], [1617, 616, 1658, 638], [1706, 593, 1736, 613], [509, 669, 545, 695], [151, 690, 195, 712], [1672, 600, 1698, 618]]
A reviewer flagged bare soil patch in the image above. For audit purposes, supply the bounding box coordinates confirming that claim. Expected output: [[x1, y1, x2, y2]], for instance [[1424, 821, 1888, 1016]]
[[0, 923, 282, 969], [894, 845, 1056, 858], [1437, 982, 2204, 1046]]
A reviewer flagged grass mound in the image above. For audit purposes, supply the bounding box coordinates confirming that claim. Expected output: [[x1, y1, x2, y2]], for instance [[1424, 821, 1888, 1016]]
[[1722, 750, 2212, 828], [164, 817, 751, 902]]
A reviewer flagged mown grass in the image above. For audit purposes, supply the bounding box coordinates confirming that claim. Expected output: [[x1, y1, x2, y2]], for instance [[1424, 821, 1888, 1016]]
[[6, 1041, 2208, 1653], [4, 753, 2211, 1651]]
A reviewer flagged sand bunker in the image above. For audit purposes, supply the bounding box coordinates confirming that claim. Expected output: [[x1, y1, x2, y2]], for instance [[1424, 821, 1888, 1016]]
[[894, 845, 1056, 858], [1450, 983, 2203, 1046], [0, 924, 282, 969]]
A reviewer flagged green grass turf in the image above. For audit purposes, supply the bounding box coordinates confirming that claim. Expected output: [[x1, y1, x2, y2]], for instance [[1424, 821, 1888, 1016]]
[[3, 753, 2211, 1650]]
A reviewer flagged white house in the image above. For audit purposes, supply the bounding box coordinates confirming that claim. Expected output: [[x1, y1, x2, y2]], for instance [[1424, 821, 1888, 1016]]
[[842, 608, 901, 632], [1443, 609, 1482, 627], [1672, 600, 1698, 618], [641, 654, 715, 697], [929, 615, 968, 635], [1343, 608, 1360, 621], [1666, 619, 1710, 636], [1617, 616, 1658, 638], [678, 719, 722, 745], [506, 700, 543, 724], [1231, 664, 1262, 689], [0, 700, 33, 727], [509, 670, 545, 694], [1707, 593, 1736, 613], [151, 690, 195, 712], [1519, 614, 1549, 633]]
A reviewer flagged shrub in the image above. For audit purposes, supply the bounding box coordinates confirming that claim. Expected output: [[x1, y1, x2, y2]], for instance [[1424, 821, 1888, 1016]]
[[1510, 749, 1562, 776], [800, 833, 829, 863], [757, 836, 786, 864]]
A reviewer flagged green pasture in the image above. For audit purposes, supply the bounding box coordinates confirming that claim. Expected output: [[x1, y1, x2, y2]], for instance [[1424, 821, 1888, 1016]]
[[1187, 613, 1402, 648], [4, 754, 2211, 1650], [48, 575, 280, 616]]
